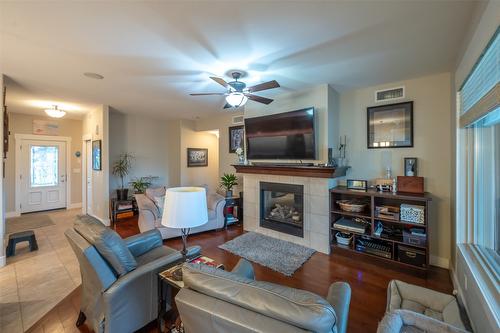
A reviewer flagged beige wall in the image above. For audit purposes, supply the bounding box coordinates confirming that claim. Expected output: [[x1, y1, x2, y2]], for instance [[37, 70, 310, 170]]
[[338, 72, 453, 267], [180, 120, 219, 192], [83, 105, 109, 225], [4, 113, 83, 213], [196, 111, 244, 193], [0, 75, 4, 266], [109, 110, 180, 192]]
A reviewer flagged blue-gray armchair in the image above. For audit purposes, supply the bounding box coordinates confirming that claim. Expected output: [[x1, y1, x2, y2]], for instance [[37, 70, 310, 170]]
[[65, 215, 200, 333]]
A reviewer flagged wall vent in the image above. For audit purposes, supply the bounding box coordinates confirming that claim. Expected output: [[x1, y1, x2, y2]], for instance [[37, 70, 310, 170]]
[[232, 115, 244, 124], [375, 86, 405, 102]]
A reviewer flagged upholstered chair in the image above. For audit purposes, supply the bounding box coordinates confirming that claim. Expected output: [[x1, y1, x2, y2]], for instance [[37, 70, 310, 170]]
[[176, 259, 352, 333], [65, 215, 200, 333]]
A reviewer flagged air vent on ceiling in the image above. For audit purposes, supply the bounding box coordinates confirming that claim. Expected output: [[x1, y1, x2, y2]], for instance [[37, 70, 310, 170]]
[[375, 86, 405, 102], [232, 115, 244, 124]]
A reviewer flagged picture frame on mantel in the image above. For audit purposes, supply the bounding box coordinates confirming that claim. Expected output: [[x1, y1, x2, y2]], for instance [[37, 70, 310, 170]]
[[367, 101, 413, 149]]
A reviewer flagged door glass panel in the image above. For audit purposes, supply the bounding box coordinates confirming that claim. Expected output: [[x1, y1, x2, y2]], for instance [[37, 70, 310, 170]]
[[30, 145, 58, 187]]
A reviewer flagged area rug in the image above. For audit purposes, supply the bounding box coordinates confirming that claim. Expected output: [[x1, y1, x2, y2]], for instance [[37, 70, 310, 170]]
[[6, 214, 55, 235], [218, 232, 315, 276]]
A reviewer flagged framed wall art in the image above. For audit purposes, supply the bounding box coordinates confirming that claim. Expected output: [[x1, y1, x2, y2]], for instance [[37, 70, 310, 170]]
[[404, 157, 418, 176], [187, 148, 208, 167], [367, 101, 413, 149], [228, 125, 244, 153]]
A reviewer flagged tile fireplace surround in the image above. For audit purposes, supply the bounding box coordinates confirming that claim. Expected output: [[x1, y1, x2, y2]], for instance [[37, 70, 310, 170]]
[[243, 174, 336, 254]]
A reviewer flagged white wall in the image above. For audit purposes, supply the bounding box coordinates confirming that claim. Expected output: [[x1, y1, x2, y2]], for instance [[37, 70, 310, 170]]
[[180, 120, 219, 192], [244, 84, 340, 162], [339, 72, 453, 267], [109, 110, 179, 192], [83, 105, 110, 225]]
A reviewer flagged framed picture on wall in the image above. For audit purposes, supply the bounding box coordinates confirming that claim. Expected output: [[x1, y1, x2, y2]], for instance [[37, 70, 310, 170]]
[[228, 125, 244, 153], [367, 101, 413, 149], [187, 148, 208, 167], [404, 157, 418, 176], [92, 140, 102, 170]]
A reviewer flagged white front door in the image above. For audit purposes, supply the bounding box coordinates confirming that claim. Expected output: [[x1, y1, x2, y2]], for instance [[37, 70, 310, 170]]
[[20, 140, 67, 213]]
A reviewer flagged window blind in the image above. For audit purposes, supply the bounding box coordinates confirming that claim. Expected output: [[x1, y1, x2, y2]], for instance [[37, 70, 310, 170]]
[[459, 27, 500, 127]]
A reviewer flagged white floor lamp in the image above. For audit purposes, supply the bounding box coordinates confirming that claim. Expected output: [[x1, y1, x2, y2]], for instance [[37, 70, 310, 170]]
[[161, 187, 208, 260]]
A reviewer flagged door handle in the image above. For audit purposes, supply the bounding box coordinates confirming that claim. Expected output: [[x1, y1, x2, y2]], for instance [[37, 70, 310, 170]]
[[61, 175, 66, 183]]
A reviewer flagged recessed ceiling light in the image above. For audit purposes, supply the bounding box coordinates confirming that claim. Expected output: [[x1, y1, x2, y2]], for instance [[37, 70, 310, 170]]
[[83, 72, 104, 80]]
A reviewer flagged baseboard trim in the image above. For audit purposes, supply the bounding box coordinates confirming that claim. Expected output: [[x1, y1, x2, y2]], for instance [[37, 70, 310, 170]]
[[0, 255, 5, 267], [68, 203, 82, 209], [430, 255, 449, 269], [6, 211, 20, 218]]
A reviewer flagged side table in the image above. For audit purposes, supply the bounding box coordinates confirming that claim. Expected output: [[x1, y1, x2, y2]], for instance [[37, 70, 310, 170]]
[[109, 197, 138, 229], [223, 196, 241, 229]]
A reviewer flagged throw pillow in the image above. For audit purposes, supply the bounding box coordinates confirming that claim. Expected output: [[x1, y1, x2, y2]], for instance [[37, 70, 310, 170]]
[[153, 195, 166, 217]]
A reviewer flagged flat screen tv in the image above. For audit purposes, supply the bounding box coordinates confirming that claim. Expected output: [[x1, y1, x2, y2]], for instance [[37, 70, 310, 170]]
[[245, 108, 316, 160]]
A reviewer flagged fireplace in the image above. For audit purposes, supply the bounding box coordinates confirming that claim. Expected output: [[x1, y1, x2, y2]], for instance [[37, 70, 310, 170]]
[[260, 182, 304, 237]]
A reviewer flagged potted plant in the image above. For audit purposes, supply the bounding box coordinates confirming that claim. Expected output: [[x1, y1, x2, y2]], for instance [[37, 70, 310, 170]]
[[112, 153, 134, 200], [129, 176, 158, 194], [220, 173, 238, 198]]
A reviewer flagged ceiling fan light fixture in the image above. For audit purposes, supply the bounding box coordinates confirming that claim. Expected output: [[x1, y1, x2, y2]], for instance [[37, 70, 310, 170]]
[[45, 105, 66, 118], [225, 92, 248, 108]]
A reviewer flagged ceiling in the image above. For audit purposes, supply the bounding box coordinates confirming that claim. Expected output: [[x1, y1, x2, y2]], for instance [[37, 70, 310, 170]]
[[0, 1, 483, 119]]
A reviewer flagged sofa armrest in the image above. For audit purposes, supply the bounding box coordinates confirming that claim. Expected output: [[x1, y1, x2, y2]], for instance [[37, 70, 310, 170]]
[[231, 259, 255, 280], [327, 282, 351, 333], [124, 229, 163, 257], [207, 193, 225, 212], [135, 194, 160, 219]]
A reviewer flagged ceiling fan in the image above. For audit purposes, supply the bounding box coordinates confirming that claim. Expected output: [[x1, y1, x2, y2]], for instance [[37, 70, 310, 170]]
[[190, 71, 280, 109]]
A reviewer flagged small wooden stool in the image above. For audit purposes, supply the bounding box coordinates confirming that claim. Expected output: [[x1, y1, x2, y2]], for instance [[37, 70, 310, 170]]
[[6, 230, 38, 257]]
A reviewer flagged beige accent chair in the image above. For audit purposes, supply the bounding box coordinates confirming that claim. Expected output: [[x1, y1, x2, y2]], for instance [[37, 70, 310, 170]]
[[176, 260, 352, 333], [379, 280, 470, 333], [135, 186, 226, 239]]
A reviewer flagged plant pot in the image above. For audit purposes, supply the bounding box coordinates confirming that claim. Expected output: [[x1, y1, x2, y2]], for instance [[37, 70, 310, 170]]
[[116, 188, 129, 200], [225, 190, 233, 198]]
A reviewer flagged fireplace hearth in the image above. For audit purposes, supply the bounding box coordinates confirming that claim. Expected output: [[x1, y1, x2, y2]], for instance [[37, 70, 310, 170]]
[[260, 182, 304, 237]]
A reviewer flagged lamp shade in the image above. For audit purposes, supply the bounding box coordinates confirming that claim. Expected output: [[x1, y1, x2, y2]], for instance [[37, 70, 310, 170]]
[[161, 187, 208, 229]]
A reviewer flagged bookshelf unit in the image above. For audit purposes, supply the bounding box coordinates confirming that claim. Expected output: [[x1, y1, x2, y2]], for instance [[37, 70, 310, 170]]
[[330, 186, 432, 273]]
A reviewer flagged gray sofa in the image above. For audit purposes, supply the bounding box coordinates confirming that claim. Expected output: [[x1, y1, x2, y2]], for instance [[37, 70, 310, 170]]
[[135, 186, 226, 239], [377, 310, 470, 333], [65, 215, 200, 333], [176, 259, 352, 333]]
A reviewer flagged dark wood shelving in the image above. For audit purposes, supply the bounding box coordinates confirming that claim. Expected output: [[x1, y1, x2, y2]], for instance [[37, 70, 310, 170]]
[[330, 186, 432, 273]]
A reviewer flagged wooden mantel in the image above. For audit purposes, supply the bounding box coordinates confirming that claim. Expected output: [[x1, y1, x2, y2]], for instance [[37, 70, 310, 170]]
[[232, 164, 349, 178]]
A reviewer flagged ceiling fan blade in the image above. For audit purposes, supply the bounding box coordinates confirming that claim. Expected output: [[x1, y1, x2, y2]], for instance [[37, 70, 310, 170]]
[[247, 80, 280, 93], [210, 76, 229, 88], [246, 94, 274, 105], [223, 103, 233, 109], [189, 93, 226, 96]]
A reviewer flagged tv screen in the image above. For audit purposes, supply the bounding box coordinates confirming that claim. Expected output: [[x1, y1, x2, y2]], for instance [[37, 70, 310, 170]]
[[245, 108, 316, 160]]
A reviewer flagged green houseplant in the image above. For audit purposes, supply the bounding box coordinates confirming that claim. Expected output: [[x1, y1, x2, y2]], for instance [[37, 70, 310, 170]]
[[129, 176, 158, 194], [220, 173, 238, 198], [112, 153, 134, 200]]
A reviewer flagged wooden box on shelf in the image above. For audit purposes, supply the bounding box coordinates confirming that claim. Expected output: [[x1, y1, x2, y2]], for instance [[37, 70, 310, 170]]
[[329, 186, 432, 274]]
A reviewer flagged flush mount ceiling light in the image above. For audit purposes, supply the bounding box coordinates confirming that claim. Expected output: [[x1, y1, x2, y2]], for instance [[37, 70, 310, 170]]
[[83, 72, 104, 80], [45, 105, 66, 118], [225, 92, 248, 107]]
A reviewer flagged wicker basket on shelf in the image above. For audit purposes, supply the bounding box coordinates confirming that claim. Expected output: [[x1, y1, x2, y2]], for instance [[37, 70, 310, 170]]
[[336, 200, 367, 213]]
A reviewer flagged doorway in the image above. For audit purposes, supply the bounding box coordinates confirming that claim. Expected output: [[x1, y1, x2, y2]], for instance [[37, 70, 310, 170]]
[[16, 136, 70, 213]]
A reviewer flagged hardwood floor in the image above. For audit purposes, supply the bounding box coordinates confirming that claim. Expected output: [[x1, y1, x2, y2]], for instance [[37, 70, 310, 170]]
[[27, 216, 453, 333]]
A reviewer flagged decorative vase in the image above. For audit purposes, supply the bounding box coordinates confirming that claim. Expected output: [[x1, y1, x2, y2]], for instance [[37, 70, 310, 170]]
[[237, 154, 245, 164], [116, 188, 129, 200], [226, 190, 233, 198]]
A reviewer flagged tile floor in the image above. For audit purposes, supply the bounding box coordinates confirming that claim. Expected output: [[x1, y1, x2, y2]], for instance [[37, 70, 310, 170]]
[[0, 209, 81, 333]]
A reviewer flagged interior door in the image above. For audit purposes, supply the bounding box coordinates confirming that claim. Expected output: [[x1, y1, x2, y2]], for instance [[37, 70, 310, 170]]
[[20, 140, 67, 213]]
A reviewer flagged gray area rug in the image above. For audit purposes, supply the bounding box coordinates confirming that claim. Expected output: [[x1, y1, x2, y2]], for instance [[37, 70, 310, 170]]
[[219, 232, 315, 276], [6, 214, 55, 235]]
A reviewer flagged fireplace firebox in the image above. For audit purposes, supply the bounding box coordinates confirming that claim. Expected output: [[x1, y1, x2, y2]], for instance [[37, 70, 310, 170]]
[[260, 182, 304, 237]]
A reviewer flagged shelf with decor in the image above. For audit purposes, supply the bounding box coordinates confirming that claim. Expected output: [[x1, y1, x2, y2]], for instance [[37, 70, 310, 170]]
[[330, 186, 432, 274]]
